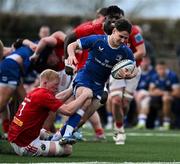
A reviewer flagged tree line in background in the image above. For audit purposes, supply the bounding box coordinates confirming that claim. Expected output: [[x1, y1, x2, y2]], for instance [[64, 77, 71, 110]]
[[0, 12, 180, 60], [0, 13, 82, 44]]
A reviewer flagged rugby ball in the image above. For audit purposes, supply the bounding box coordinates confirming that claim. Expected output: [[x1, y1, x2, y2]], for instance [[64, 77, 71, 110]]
[[111, 59, 135, 79]]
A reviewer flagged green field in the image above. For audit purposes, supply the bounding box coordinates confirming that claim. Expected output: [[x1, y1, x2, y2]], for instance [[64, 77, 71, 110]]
[[1, 129, 180, 163]]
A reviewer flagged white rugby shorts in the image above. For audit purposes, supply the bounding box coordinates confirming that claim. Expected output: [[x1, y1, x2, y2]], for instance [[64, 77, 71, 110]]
[[109, 66, 141, 93]]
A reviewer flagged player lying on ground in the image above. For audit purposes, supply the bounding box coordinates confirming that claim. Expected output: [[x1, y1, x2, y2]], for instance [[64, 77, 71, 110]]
[[8, 69, 92, 156]]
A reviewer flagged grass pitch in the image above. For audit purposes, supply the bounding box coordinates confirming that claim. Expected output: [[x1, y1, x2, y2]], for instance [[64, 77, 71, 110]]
[[1, 129, 180, 163]]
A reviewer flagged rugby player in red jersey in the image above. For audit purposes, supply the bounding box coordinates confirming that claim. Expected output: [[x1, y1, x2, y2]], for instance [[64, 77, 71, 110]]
[[8, 69, 92, 156], [30, 31, 72, 133], [31, 31, 66, 72], [74, 7, 107, 29]]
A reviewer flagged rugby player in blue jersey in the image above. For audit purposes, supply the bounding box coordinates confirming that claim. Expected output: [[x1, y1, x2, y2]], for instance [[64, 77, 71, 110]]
[[0, 45, 35, 113], [134, 55, 156, 129], [56, 19, 137, 144], [149, 61, 180, 130]]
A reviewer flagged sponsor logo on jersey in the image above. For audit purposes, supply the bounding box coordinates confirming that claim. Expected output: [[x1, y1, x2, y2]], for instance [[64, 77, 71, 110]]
[[98, 46, 104, 51], [8, 81, 17, 85], [95, 57, 113, 68], [13, 116, 23, 127]]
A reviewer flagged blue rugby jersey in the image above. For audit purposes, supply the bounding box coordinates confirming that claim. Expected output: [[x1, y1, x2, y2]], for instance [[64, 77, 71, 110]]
[[150, 69, 179, 91], [77, 35, 134, 83], [137, 66, 156, 90], [10, 46, 33, 75]]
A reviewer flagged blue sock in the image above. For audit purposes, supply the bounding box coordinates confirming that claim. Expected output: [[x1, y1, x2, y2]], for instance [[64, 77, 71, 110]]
[[61, 109, 84, 137], [60, 124, 67, 136]]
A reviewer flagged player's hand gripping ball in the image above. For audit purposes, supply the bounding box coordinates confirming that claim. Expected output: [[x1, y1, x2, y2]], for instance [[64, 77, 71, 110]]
[[111, 59, 137, 79]]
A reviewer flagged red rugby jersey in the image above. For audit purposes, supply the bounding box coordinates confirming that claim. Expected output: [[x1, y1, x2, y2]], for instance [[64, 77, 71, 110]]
[[74, 22, 104, 69], [54, 38, 65, 71], [8, 88, 62, 147], [128, 25, 144, 66]]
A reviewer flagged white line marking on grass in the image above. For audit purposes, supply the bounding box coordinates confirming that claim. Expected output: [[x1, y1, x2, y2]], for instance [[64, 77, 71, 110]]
[[84, 131, 180, 137], [19, 163, 116, 164], [21, 162, 180, 164], [127, 132, 180, 137]]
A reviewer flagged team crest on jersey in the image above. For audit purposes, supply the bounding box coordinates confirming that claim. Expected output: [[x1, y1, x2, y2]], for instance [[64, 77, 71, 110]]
[[116, 55, 122, 61], [135, 33, 143, 43], [41, 143, 46, 151]]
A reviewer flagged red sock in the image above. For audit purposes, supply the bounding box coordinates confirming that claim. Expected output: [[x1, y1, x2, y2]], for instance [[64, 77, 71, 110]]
[[115, 121, 123, 128], [2, 119, 10, 133], [95, 128, 104, 136]]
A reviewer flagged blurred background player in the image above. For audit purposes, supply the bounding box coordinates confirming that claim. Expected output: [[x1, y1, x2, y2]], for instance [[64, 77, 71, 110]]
[[107, 22, 146, 145], [0, 40, 12, 139], [0, 40, 14, 60], [38, 25, 51, 39], [23, 25, 51, 93], [8, 69, 92, 156], [134, 25, 156, 67], [134, 55, 156, 129], [147, 61, 180, 130], [30, 30, 72, 133], [31, 30, 66, 73], [75, 7, 107, 28], [0, 40, 37, 138]]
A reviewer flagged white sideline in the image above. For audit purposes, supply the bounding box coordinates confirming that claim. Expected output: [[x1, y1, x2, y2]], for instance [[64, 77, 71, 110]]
[[84, 131, 180, 137], [9, 162, 180, 164]]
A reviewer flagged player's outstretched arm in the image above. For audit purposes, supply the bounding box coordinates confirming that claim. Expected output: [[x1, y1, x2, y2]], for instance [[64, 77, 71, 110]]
[[58, 90, 93, 116], [22, 39, 37, 51], [30, 31, 66, 62], [51, 31, 66, 43], [30, 36, 57, 62], [56, 87, 73, 102]]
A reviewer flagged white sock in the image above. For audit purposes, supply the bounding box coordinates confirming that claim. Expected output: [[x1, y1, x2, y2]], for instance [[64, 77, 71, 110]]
[[138, 114, 147, 125], [63, 125, 74, 137]]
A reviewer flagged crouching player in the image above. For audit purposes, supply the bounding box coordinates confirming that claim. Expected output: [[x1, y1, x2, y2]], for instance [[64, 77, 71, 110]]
[[8, 69, 92, 156]]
